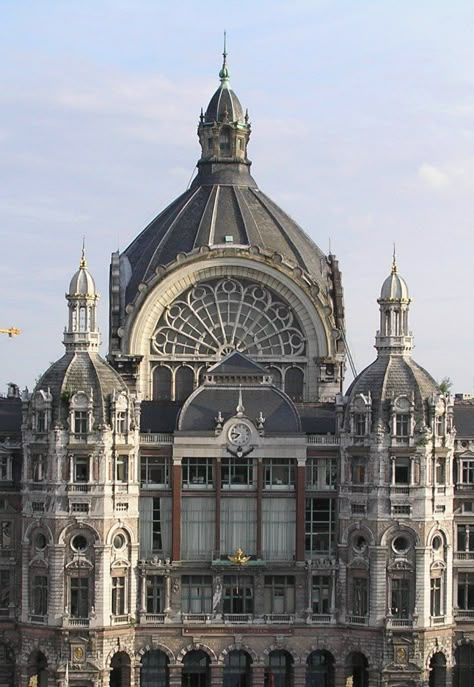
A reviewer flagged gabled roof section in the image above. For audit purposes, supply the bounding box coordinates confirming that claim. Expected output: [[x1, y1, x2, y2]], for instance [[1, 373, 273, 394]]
[[207, 351, 269, 377]]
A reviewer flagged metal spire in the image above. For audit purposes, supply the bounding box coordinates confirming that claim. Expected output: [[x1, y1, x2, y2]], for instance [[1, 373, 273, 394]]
[[219, 30, 230, 83], [391, 243, 397, 274], [80, 236, 87, 269]]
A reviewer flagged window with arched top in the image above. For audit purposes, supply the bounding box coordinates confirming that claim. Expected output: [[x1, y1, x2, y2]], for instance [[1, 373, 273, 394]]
[[454, 645, 474, 687], [285, 367, 304, 402], [175, 366, 194, 402], [182, 650, 210, 687], [223, 650, 251, 687], [153, 366, 172, 401], [306, 651, 335, 687], [265, 650, 293, 687], [429, 652, 446, 687], [141, 650, 169, 687]]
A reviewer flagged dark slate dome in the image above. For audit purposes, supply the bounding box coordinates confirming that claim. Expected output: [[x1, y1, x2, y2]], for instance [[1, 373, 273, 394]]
[[345, 355, 438, 429], [36, 352, 128, 425], [120, 52, 329, 308]]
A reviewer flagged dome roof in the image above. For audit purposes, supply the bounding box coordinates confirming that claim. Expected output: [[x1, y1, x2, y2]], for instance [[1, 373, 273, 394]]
[[69, 254, 97, 296], [380, 268, 410, 301], [36, 352, 128, 425], [345, 355, 438, 429], [205, 83, 245, 124], [122, 184, 328, 305]]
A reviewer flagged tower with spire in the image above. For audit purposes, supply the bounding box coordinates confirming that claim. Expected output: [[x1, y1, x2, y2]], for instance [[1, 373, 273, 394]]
[[63, 244, 100, 352]]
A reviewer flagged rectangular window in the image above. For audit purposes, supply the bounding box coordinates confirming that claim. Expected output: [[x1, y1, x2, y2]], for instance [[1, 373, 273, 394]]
[[221, 457, 254, 488], [116, 411, 127, 434], [140, 456, 170, 487], [458, 572, 474, 609], [138, 497, 172, 558], [391, 578, 410, 618], [0, 522, 11, 549], [312, 575, 330, 615], [462, 460, 474, 485], [37, 411, 46, 433], [436, 415, 444, 436], [435, 458, 446, 485], [223, 575, 253, 614], [182, 458, 214, 487], [70, 577, 89, 618], [306, 458, 336, 489], [32, 455, 45, 482], [116, 455, 128, 482], [74, 411, 88, 438], [264, 575, 295, 614], [351, 576, 368, 616], [352, 461, 366, 485], [430, 577, 442, 616], [181, 575, 212, 613], [263, 458, 295, 489], [0, 570, 10, 612], [112, 576, 126, 615], [353, 413, 366, 437], [146, 575, 164, 614], [395, 414, 410, 437], [457, 525, 474, 552], [394, 457, 410, 484], [74, 457, 89, 483], [305, 498, 335, 555], [0, 457, 10, 481], [32, 575, 48, 616]]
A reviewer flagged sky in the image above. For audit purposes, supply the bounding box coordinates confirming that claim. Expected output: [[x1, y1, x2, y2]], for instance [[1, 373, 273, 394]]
[[1, 0, 473, 395]]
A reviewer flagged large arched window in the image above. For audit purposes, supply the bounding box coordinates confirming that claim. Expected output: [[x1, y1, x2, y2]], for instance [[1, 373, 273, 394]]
[[0, 644, 14, 687], [265, 650, 293, 687], [28, 651, 48, 687], [141, 650, 169, 687], [110, 652, 131, 687], [182, 650, 210, 687], [285, 367, 304, 402], [454, 645, 474, 687], [223, 650, 251, 687], [306, 651, 334, 687], [345, 653, 368, 687]]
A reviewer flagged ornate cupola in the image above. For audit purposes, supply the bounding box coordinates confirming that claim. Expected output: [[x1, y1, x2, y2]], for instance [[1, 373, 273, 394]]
[[195, 39, 253, 185], [63, 246, 100, 352], [375, 252, 413, 355]]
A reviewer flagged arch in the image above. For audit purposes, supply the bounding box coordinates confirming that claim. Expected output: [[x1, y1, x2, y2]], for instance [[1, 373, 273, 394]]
[[306, 650, 335, 687], [341, 523, 376, 547], [344, 652, 368, 687], [219, 644, 258, 665], [58, 522, 101, 546], [266, 366, 282, 390], [182, 649, 211, 687], [140, 649, 169, 687], [454, 643, 474, 687], [105, 522, 135, 546], [110, 651, 131, 687], [426, 525, 450, 548], [153, 364, 172, 401], [263, 645, 299, 665], [175, 366, 194, 402], [379, 524, 420, 548], [177, 644, 217, 664], [0, 642, 14, 687], [285, 366, 304, 402], [429, 652, 446, 687], [223, 650, 252, 687], [28, 650, 48, 687], [136, 643, 175, 664], [23, 521, 54, 546], [265, 650, 294, 687]]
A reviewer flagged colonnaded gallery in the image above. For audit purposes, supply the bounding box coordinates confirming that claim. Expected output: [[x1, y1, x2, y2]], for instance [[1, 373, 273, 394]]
[[1, 52, 474, 687]]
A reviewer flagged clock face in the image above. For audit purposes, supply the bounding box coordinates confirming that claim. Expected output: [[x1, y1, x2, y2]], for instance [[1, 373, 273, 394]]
[[228, 422, 251, 446]]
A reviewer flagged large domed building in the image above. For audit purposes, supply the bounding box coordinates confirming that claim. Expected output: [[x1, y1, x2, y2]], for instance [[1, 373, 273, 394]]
[[1, 50, 473, 687]]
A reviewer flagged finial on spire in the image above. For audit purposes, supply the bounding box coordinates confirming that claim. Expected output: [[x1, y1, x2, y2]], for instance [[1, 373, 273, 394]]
[[219, 31, 230, 83], [80, 237, 87, 269], [392, 243, 397, 274], [236, 386, 245, 417]]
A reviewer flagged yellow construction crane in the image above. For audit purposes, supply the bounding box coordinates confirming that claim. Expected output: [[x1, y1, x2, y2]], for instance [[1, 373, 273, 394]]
[[0, 327, 20, 337]]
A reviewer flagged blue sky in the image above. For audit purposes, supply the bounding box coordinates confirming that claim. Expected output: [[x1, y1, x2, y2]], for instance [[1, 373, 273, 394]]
[[1, 0, 473, 393]]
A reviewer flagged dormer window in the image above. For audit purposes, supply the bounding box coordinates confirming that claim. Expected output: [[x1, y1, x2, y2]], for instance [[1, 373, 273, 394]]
[[395, 414, 410, 438], [74, 411, 88, 439], [116, 411, 127, 435], [354, 414, 366, 438], [37, 411, 46, 433], [436, 414, 445, 436], [0, 456, 12, 482]]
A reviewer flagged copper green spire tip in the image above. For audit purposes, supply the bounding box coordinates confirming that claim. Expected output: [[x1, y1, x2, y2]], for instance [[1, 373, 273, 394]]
[[219, 30, 230, 83]]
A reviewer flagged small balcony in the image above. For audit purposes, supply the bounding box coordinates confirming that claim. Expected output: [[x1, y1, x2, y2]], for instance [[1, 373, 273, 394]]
[[455, 609, 474, 621], [182, 613, 214, 623], [141, 613, 166, 624], [64, 617, 89, 628], [264, 614, 295, 624], [386, 617, 413, 629], [223, 614, 253, 624], [67, 483, 90, 493], [307, 613, 333, 624], [347, 614, 368, 626], [111, 614, 132, 625]]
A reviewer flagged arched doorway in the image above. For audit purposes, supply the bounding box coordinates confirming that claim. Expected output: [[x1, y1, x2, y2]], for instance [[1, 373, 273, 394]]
[[0, 644, 14, 687], [306, 650, 335, 687], [223, 650, 251, 687], [175, 366, 194, 402], [28, 651, 47, 687], [141, 650, 169, 687], [429, 652, 446, 687], [182, 650, 210, 687], [110, 652, 131, 687], [345, 652, 368, 687], [265, 650, 293, 687], [454, 644, 474, 687]]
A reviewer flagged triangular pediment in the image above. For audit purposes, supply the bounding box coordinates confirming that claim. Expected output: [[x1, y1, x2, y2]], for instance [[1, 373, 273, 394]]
[[207, 351, 269, 377]]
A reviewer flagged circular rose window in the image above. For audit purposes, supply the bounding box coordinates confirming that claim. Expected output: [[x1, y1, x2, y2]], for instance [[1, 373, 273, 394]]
[[71, 534, 88, 552], [392, 535, 410, 554]]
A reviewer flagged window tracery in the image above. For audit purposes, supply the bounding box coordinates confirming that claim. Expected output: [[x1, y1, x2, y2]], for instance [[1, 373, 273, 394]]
[[151, 278, 306, 359]]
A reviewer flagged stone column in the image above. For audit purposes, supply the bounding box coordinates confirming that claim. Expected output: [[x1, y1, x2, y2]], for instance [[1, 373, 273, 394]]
[[210, 664, 223, 687], [256, 459, 263, 558], [334, 663, 346, 687], [172, 462, 181, 561], [251, 664, 265, 687], [368, 667, 381, 686], [295, 461, 305, 561], [215, 459, 221, 557], [293, 663, 306, 687], [168, 664, 182, 687]]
